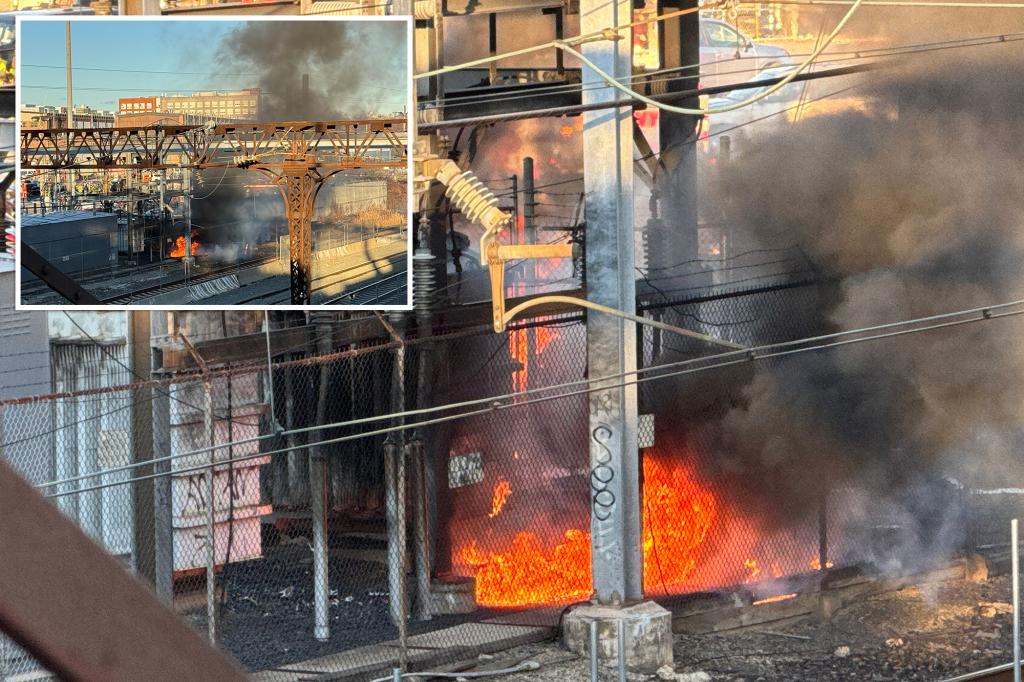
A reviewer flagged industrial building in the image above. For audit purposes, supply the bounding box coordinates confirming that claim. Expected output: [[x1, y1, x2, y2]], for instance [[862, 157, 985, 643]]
[[118, 89, 262, 121]]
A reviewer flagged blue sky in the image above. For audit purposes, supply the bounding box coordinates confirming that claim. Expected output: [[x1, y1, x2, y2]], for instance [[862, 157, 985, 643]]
[[19, 19, 408, 114], [21, 21, 247, 110]]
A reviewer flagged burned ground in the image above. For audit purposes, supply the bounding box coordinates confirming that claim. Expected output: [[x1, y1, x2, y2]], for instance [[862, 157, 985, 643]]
[[485, 573, 1016, 681]]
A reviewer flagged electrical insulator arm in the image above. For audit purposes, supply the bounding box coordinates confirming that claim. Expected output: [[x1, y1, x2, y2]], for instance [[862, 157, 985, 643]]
[[415, 155, 743, 347]]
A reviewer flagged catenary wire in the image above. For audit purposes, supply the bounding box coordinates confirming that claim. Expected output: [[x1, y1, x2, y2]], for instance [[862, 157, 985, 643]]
[[37, 296, 1024, 492], [46, 300, 1024, 497]]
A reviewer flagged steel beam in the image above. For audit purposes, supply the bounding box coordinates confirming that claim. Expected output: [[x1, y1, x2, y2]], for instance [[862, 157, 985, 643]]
[[581, 0, 642, 604], [19, 242, 101, 305], [20, 119, 407, 171], [0, 457, 247, 682]]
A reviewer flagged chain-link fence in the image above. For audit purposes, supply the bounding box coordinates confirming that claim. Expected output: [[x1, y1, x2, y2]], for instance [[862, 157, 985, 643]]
[[0, 281, 1013, 679]]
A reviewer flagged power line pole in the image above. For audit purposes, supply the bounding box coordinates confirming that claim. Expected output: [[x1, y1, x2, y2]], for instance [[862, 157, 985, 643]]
[[564, 0, 675, 672], [65, 23, 73, 206], [580, 0, 642, 607]]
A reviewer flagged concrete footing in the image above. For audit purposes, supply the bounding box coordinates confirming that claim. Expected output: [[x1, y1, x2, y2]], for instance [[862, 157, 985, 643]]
[[563, 601, 674, 673], [428, 575, 477, 615]]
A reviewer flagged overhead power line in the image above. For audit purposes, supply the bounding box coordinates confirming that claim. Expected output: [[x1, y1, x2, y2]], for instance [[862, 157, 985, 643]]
[[418, 61, 877, 131], [416, 29, 1024, 126], [38, 296, 1024, 494]]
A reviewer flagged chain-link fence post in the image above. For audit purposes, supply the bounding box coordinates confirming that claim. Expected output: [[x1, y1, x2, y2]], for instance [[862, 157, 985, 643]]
[[311, 319, 332, 642], [204, 376, 216, 644], [384, 313, 408, 669]]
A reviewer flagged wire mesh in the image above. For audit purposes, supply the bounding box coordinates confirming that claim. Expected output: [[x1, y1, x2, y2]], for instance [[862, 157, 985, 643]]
[[0, 279, 1001, 679]]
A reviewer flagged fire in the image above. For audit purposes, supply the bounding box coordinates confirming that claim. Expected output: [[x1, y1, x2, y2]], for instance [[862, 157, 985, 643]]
[[810, 558, 835, 570], [488, 479, 512, 518], [169, 233, 199, 258], [459, 455, 717, 607], [752, 593, 798, 606], [459, 529, 592, 608], [744, 558, 761, 582]]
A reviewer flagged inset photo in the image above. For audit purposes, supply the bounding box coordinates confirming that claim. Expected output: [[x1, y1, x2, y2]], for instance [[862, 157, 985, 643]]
[[16, 16, 411, 308]]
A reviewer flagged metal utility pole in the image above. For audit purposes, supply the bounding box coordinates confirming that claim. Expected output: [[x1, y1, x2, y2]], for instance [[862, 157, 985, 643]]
[[383, 314, 408, 665], [152, 313, 174, 604], [522, 156, 535, 242], [310, 316, 331, 642], [130, 310, 156, 586], [65, 23, 73, 131], [184, 167, 192, 280], [203, 377, 216, 645], [411, 223, 435, 620], [65, 23, 74, 204], [581, 0, 642, 604]]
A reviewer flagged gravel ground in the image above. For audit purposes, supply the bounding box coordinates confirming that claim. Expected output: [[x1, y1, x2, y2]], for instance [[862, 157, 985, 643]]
[[480, 575, 1017, 681], [180, 539, 477, 673]]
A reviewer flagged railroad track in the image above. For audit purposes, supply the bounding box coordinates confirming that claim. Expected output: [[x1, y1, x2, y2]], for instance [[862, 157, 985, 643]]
[[939, 663, 1016, 681], [236, 252, 405, 305], [101, 256, 277, 304], [322, 270, 408, 305]]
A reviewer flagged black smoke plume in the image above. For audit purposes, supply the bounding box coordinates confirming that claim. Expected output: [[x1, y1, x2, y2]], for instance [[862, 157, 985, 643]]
[[696, 48, 1024, 527], [215, 21, 406, 120]]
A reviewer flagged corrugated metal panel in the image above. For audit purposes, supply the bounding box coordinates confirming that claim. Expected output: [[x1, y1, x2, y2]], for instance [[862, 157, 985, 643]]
[[0, 273, 52, 486], [21, 211, 118, 282], [50, 342, 134, 558]]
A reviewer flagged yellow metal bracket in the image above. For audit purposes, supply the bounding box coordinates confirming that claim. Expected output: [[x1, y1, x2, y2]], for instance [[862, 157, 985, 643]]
[[486, 240, 575, 332]]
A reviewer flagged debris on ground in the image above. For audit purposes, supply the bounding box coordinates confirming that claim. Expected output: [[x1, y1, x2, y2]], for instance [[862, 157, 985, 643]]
[[489, 574, 1017, 681]]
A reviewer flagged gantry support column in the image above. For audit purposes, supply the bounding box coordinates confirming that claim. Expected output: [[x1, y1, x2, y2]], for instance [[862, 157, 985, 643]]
[[563, 0, 674, 673], [273, 159, 324, 306]]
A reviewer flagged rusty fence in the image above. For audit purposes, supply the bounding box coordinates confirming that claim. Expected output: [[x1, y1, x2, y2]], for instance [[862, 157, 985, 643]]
[[0, 280, 1007, 680]]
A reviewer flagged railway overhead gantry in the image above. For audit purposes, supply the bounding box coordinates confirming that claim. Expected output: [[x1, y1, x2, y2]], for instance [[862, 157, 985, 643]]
[[21, 118, 409, 304]]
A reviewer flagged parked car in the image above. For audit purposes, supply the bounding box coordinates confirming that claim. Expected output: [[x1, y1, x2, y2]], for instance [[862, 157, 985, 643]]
[[700, 18, 792, 87]]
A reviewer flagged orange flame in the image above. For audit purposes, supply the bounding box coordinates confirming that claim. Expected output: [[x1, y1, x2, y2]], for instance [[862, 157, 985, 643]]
[[810, 558, 835, 570], [458, 455, 717, 607], [169, 234, 199, 258], [488, 479, 512, 519], [744, 558, 762, 583], [752, 593, 798, 606]]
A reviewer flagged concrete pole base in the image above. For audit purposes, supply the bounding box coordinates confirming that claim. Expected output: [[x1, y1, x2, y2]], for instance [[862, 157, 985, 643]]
[[562, 601, 674, 674]]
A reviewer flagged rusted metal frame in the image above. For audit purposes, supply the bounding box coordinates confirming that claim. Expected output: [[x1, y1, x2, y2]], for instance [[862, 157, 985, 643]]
[[382, 128, 408, 157], [353, 128, 382, 160], [0, 458, 248, 682], [121, 129, 157, 167], [325, 129, 350, 158]]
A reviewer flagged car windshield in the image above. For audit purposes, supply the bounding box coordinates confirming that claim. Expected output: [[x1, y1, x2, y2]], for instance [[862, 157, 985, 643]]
[[705, 22, 744, 48]]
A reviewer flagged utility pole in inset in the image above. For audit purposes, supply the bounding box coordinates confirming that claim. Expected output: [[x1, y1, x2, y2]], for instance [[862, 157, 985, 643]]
[[563, 0, 674, 673], [65, 23, 73, 132], [65, 23, 74, 207]]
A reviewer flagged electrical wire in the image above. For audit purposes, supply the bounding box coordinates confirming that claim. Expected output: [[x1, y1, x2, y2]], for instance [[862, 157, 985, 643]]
[[558, 0, 864, 116], [759, 0, 1024, 6], [416, 4, 714, 81], [37, 296, 1024, 493], [414, 0, 861, 115], [416, 30, 1024, 112], [47, 299, 1024, 497], [190, 167, 231, 201]]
